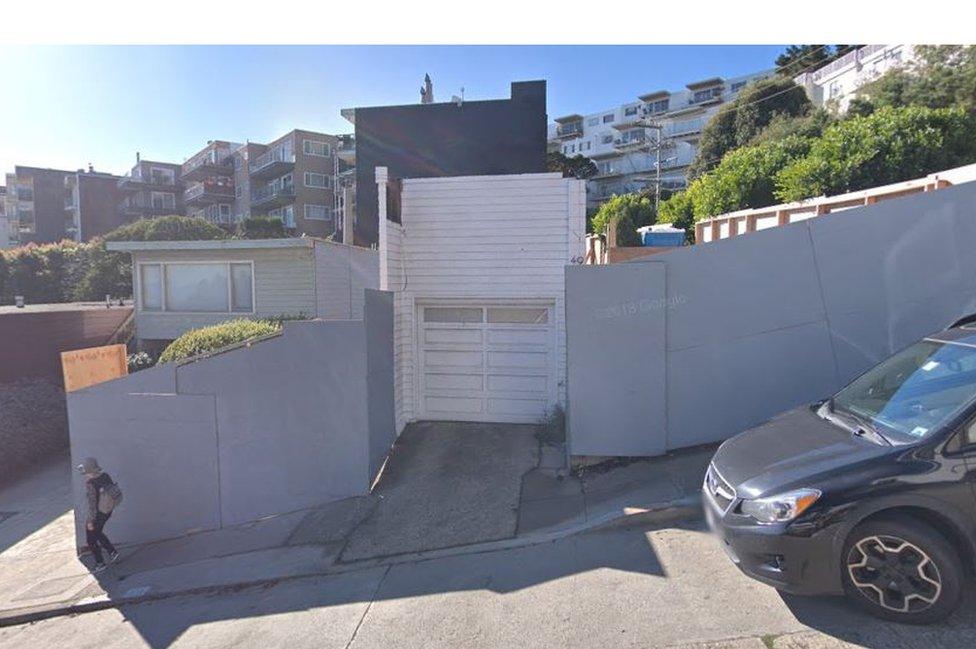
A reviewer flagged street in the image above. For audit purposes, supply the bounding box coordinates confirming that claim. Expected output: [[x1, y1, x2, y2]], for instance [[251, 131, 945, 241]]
[[3, 520, 975, 649]]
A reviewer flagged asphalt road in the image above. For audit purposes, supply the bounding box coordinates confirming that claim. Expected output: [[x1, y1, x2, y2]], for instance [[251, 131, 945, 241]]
[[3, 520, 975, 649]]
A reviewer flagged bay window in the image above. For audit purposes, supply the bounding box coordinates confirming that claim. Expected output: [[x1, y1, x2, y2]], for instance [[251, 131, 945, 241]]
[[138, 262, 254, 313]]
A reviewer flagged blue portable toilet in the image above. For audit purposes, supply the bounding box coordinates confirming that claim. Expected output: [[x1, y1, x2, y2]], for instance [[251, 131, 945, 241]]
[[637, 224, 686, 248]]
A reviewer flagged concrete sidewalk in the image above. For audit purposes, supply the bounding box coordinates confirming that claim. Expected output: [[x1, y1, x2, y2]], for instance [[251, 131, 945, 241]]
[[0, 429, 713, 627]]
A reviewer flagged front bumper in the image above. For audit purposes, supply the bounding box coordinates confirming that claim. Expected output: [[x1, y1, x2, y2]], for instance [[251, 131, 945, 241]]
[[704, 489, 844, 596]]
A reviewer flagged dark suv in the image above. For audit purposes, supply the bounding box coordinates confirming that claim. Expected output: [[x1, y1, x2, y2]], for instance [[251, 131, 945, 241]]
[[705, 317, 976, 624]]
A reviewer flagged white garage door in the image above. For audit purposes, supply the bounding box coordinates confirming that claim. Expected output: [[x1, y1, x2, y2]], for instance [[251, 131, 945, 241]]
[[418, 303, 556, 423]]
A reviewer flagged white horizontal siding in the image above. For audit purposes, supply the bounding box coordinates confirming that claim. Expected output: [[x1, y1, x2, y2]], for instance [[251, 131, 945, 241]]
[[384, 172, 586, 428], [133, 248, 315, 341]]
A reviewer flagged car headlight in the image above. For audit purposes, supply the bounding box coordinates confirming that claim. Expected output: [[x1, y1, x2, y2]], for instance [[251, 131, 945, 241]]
[[739, 488, 821, 524]]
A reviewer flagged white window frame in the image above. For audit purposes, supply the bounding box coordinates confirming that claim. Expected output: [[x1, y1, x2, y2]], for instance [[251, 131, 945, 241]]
[[304, 172, 330, 189], [304, 204, 330, 221], [135, 260, 256, 315], [303, 139, 331, 157], [150, 191, 176, 210]]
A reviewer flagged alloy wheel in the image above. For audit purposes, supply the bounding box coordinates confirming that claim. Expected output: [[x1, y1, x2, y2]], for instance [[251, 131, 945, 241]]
[[846, 534, 942, 613]]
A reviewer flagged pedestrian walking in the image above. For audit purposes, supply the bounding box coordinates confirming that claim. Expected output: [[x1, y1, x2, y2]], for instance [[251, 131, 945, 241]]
[[76, 457, 123, 573]]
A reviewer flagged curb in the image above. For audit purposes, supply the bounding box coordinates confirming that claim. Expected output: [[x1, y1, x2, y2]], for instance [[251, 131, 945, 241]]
[[0, 495, 703, 628]]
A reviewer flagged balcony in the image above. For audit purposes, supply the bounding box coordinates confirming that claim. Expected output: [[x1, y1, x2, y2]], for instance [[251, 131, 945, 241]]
[[249, 149, 295, 181], [666, 118, 706, 139], [336, 136, 356, 165], [613, 131, 647, 151], [181, 154, 234, 182], [184, 182, 235, 206], [118, 173, 179, 192], [251, 184, 296, 210], [118, 201, 176, 218], [554, 122, 584, 140]]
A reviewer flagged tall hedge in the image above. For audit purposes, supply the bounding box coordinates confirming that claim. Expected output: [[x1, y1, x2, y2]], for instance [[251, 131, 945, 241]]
[[775, 106, 976, 201]]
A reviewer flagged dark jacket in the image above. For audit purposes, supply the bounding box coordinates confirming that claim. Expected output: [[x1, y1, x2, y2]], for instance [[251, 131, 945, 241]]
[[85, 472, 113, 524]]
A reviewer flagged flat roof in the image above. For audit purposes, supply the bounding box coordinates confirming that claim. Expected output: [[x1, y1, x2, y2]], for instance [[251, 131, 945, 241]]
[[686, 77, 724, 90], [106, 238, 316, 252], [554, 114, 584, 124], [638, 90, 670, 102], [0, 301, 132, 315]]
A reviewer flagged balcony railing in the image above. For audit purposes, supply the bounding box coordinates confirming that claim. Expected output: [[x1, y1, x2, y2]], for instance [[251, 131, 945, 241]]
[[555, 123, 584, 139], [251, 184, 296, 208], [181, 151, 234, 181], [249, 149, 296, 180], [118, 172, 179, 191], [665, 118, 706, 138], [184, 182, 235, 205]]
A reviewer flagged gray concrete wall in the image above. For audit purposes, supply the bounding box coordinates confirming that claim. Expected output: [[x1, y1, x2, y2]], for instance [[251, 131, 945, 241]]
[[68, 291, 396, 548], [566, 182, 976, 456]]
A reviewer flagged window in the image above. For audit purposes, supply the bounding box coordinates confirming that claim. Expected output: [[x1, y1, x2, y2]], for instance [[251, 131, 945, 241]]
[[692, 87, 723, 103], [582, 141, 591, 151], [624, 106, 639, 116], [602, 113, 614, 123], [149, 167, 175, 185], [150, 192, 175, 210], [648, 98, 669, 113], [140, 264, 162, 311], [587, 117, 599, 126], [487, 307, 548, 324], [139, 262, 254, 313], [304, 172, 330, 188], [304, 204, 329, 220], [270, 205, 295, 227], [303, 140, 330, 157]]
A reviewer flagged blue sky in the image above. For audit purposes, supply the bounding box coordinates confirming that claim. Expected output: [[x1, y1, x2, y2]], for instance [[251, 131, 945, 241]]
[[0, 45, 784, 177]]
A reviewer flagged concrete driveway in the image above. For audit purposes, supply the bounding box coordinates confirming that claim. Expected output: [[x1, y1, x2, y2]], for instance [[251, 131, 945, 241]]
[[338, 421, 540, 562]]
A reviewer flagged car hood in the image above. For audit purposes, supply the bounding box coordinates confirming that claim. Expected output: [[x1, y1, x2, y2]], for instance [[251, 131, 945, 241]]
[[711, 405, 893, 498]]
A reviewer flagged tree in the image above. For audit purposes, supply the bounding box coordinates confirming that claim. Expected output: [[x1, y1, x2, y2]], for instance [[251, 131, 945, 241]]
[[775, 106, 976, 202], [237, 216, 287, 239], [689, 77, 811, 179], [857, 45, 976, 114], [775, 45, 831, 77], [547, 151, 597, 179], [656, 191, 695, 242], [591, 193, 655, 247]]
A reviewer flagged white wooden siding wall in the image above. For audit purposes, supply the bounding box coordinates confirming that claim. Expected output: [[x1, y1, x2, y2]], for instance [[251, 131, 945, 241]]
[[133, 248, 316, 340], [387, 172, 586, 431], [313, 242, 379, 320]]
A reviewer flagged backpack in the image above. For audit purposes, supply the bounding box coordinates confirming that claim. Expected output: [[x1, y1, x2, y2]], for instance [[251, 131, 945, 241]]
[[98, 478, 123, 514]]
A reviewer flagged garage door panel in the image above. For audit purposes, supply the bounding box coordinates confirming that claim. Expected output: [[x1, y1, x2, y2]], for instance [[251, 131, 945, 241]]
[[425, 373, 484, 390], [419, 302, 554, 424], [486, 329, 550, 345], [424, 350, 483, 367], [424, 328, 483, 345], [486, 373, 548, 393], [487, 350, 549, 369], [425, 396, 484, 414]]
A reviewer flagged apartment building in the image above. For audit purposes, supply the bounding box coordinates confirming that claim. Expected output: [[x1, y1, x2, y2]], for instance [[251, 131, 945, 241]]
[[0, 186, 8, 248], [794, 44, 915, 112], [117, 156, 185, 221], [178, 131, 344, 238], [64, 167, 126, 241], [247, 129, 342, 239], [547, 69, 772, 209], [3, 166, 73, 245]]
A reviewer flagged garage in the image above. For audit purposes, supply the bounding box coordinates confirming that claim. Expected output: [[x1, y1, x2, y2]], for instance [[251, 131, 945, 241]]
[[417, 303, 556, 423]]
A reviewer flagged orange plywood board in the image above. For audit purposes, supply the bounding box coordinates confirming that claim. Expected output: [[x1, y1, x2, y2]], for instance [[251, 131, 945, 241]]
[[61, 344, 128, 393]]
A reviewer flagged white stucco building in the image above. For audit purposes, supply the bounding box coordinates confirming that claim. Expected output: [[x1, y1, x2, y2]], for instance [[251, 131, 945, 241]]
[[794, 44, 916, 112], [547, 69, 773, 209]]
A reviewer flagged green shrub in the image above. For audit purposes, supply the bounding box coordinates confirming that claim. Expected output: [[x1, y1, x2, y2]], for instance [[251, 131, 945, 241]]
[[656, 190, 695, 242], [591, 193, 655, 246], [775, 106, 976, 202], [237, 216, 287, 239], [104, 215, 229, 243], [158, 318, 281, 364]]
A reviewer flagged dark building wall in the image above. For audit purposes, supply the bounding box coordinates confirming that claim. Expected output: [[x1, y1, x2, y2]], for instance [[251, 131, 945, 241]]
[[353, 80, 548, 245], [292, 130, 338, 238], [18, 167, 71, 244], [0, 305, 132, 385], [78, 174, 124, 240]]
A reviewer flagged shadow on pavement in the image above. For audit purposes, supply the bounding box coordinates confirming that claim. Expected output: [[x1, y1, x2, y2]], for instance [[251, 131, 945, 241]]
[[110, 524, 670, 648], [779, 585, 976, 647]]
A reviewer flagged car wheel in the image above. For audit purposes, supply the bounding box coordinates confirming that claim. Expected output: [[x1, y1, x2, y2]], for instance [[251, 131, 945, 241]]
[[841, 516, 963, 624]]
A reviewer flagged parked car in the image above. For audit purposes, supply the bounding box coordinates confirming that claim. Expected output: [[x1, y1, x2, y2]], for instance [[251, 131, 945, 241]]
[[704, 316, 976, 624]]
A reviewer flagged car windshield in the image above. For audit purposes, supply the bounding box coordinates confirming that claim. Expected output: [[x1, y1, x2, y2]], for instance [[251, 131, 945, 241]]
[[832, 339, 976, 443]]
